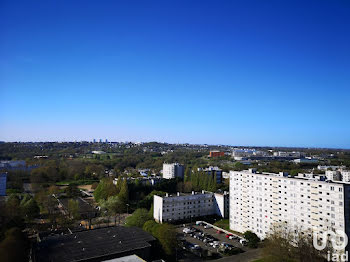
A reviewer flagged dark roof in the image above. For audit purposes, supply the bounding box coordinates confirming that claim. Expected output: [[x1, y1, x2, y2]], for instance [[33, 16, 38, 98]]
[[59, 197, 96, 214], [35, 226, 155, 262]]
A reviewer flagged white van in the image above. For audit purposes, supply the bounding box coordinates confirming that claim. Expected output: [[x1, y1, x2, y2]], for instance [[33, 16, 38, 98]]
[[240, 239, 248, 246], [183, 228, 192, 234]]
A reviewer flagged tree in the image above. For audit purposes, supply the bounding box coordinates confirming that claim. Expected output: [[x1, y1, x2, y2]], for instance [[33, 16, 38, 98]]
[[118, 178, 129, 208], [5, 195, 21, 220], [94, 178, 118, 202], [125, 208, 152, 228], [91, 182, 98, 190], [263, 223, 332, 262], [243, 231, 260, 248], [48, 185, 59, 195], [183, 181, 193, 193], [103, 196, 124, 225], [184, 167, 191, 183], [0, 227, 27, 262], [142, 219, 158, 234], [65, 184, 80, 198], [20, 198, 40, 221], [138, 190, 166, 209], [212, 174, 217, 192], [85, 164, 104, 179], [68, 199, 80, 220], [176, 182, 183, 192], [156, 224, 177, 256]]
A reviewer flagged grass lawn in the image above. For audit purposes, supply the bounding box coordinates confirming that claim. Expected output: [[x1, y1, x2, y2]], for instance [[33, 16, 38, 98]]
[[213, 219, 243, 236], [56, 179, 99, 186]]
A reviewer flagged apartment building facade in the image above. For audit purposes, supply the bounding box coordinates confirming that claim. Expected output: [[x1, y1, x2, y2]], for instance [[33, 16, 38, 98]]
[[162, 163, 184, 179], [229, 169, 350, 246], [326, 170, 350, 183], [198, 166, 223, 184], [154, 191, 229, 223]]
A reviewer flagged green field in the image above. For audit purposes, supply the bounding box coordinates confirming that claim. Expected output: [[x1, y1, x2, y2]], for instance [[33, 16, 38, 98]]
[[56, 179, 99, 186]]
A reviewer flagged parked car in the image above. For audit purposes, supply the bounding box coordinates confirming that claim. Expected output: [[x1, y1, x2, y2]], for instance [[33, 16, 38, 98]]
[[196, 221, 204, 226], [225, 234, 233, 238], [212, 243, 220, 248], [210, 241, 220, 246], [191, 244, 201, 250], [217, 230, 223, 234], [221, 242, 234, 249], [240, 239, 248, 246], [204, 224, 212, 229], [183, 228, 192, 234]]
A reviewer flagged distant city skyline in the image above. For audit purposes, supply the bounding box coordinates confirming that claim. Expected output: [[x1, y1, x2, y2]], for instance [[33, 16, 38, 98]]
[[1, 0, 349, 149]]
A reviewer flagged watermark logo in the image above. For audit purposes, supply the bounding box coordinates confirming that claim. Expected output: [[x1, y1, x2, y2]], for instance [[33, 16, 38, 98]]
[[313, 228, 348, 261]]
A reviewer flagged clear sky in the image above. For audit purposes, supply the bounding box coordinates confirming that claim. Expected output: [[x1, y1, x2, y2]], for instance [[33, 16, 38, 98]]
[[0, 0, 349, 148]]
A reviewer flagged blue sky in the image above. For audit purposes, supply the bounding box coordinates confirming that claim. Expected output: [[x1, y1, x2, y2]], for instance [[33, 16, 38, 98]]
[[0, 0, 349, 148]]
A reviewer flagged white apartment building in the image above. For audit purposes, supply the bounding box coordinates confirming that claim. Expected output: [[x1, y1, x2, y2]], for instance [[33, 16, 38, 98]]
[[342, 171, 350, 183], [326, 170, 342, 181], [324, 170, 350, 183], [229, 169, 350, 248], [162, 163, 184, 179], [153, 191, 229, 223]]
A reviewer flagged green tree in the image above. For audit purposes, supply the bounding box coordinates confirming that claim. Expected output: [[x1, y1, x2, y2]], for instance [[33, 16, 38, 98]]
[[263, 223, 332, 262], [207, 174, 214, 192], [156, 224, 177, 255], [125, 208, 151, 228], [142, 219, 158, 234], [68, 199, 80, 220], [184, 167, 191, 183], [20, 198, 40, 221], [94, 178, 118, 202], [212, 173, 217, 191], [65, 184, 80, 198], [243, 231, 260, 248], [118, 178, 129, 207], [102, 195, 124, 225]]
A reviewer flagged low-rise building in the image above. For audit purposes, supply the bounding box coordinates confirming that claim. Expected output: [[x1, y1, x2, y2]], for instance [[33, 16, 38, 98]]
[[198, 166, 223, 184], [273, 151, 304, 158], [293, 158, 318, 164], [113, 176, 163, 186], [209, 151, 225, 158], [318, 165, 346, 171], [153, 191, 229, 223]]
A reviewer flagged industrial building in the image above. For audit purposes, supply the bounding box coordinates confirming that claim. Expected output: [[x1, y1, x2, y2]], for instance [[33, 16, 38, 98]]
[[33, 226, 155, 262]]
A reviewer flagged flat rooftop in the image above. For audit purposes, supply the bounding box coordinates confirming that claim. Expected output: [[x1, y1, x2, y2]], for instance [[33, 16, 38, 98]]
[[231, 169, 350, 185], [35, 226, 155, 262]]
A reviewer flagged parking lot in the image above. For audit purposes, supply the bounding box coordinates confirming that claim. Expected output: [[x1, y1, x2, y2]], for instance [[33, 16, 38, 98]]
[[176, 222, 250, 259]]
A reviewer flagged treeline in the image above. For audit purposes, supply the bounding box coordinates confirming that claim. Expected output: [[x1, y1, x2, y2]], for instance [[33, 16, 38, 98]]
[[124, 208, 177, 260], [0, 194, 41, 262], [262, 222, 332, 262]]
